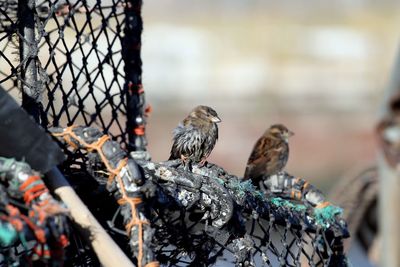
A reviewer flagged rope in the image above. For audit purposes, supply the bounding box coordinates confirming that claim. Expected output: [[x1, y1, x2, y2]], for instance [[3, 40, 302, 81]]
[[134, 125, 145, 136], [113, 169, 149, 267], [19, 175, 50, 206], [52, 126, 153, 267], [53, 126, 125, 184], [5, 205, 47, 244], [316, 201, 331, 209], [144, 261, 160, 267]]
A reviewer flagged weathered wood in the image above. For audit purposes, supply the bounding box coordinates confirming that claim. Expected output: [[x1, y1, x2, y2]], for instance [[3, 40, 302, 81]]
[[46, 168, 134, 267]]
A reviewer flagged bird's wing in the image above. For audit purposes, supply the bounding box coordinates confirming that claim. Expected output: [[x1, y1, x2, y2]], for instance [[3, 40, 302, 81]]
[[169, 121, 204, 160], [244, 136, 282, 179], [247, 135, 272, 163], [244, 136, 269, 178]]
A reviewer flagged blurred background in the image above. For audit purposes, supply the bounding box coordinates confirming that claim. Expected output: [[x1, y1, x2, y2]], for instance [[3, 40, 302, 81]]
[[1, 0, 398, 266], [142, 0, 400, 194]]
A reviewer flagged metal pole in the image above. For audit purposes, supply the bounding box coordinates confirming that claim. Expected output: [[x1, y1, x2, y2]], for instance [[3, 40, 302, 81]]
[[377, 46, 400, 267], [123, 0, 149, 153], [18, 0, 42, 123]]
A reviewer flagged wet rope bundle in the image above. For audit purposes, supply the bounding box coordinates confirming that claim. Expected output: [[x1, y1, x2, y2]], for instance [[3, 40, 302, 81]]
[[0, 157, 69, 265]]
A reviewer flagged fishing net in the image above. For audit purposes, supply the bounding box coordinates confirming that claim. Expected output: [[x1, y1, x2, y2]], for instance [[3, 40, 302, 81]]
[[0, 0, 146, 150], [0, 0, 350, 266]]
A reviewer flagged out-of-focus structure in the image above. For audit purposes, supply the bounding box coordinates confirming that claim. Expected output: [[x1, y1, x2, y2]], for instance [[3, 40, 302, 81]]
[[376, 47, 400, 267]]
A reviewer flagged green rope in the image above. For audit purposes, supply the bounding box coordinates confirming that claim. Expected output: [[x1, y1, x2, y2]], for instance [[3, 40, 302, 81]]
[[270, 197, 307, 212], [215, 177, 225, 185], [224, 179, 264, 200], [313, 205, 343, 229], [0, 157, 16, 180], [0, 222, 17, 246], [220, 177, 344, 229], [18, 231, 29, 250]]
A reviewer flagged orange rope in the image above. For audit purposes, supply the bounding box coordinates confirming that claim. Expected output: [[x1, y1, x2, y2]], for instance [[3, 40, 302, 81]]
[[6, 205, 20, 217], [290, 190, 301, 200], [86, 135, 110, 152], [59, 234, 69, 247], [19, 175, 41, 191], [52, 126, 155, 267], [5, 205, 24, 231], [316, 201, 331, 209], [53, 126, 126, 184], [18, 214, 47, 243], [107, 159, 128, 185], [52, 126, 79, 149], [303, 182, 310, 190], [134, 125, 145, 136], [145, 262, 160, 267], [115, 172, 149, 267], [117, 197, 142, 206], [144, 105, 152, 117], [23, 184, 48, 204]]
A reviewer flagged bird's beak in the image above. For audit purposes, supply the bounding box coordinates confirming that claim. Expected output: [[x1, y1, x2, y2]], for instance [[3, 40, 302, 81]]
[[283, 131, 294, 140], [211, 116, 221, 123]]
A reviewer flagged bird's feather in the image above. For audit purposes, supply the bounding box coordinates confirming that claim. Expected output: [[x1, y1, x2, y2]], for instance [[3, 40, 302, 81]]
[[169, 106, 219, 164], [244, 124, 291, 182]]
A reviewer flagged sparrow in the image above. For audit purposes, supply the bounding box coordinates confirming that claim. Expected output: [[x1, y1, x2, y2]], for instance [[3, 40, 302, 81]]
[[169, 105, 221, 167], [244, 124, 294, 183]]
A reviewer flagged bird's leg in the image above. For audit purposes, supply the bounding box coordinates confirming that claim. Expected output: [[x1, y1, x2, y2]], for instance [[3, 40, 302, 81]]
[[198, 157, 208, 168], [181, 155, 193, 171], [180, 154, 188, 164]]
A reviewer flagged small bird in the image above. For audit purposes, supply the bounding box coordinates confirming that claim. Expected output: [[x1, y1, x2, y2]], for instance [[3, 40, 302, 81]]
[[244, 124, 294, 183], [169, 105, 221, 167]]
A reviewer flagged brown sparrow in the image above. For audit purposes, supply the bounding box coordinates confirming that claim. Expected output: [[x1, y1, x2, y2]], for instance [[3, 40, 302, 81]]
[[244, 124, 294, 182], [169, 105, 221, 166]]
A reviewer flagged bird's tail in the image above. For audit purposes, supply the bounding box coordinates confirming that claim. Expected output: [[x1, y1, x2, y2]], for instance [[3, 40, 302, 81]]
[[243, 165, 252, 180], [168, 149, 177, 161]]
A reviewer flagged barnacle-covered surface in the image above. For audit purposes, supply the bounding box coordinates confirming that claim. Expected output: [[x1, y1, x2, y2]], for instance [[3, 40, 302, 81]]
[[52, 125, 350, 267], [139, 160, 349, 266]]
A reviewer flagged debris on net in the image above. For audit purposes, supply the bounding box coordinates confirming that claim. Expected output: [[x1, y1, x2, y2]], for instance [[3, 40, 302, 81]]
[[0, 157, 69, 265], [52, 125, 350, 267], [270, 197, 307, 212]]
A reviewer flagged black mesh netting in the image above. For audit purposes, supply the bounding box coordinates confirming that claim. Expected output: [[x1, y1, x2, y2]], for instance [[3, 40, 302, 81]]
[[0, 1, 350, 266], [0, 0, 146, 150], [135, 159, 350, 267]]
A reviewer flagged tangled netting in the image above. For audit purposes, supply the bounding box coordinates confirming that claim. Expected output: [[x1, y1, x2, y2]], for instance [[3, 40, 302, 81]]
[[0, 0, 350, 266], [51, 125, 350, 267], [0, 0, 148, 151]]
